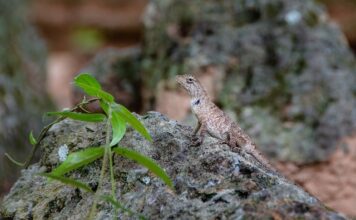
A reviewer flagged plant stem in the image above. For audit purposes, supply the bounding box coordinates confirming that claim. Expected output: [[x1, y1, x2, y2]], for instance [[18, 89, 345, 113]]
[[108, 138, 118, 219], [109, 145, 116, 196], [88, 106, 112, 219]]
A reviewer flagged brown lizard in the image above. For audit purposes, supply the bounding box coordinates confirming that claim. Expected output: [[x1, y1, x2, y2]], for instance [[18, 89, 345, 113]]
[[176, 74, 274, 170]]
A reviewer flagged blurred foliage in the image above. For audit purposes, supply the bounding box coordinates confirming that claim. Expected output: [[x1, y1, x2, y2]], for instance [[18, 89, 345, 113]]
[[71, 27, 104, 53]]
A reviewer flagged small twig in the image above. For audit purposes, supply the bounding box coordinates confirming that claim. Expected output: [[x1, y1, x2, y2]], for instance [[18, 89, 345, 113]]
[[79, 105, 91, 113]]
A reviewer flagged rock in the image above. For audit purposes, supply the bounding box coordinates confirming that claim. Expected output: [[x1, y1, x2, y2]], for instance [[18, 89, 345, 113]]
[[141, 0, 356, 163], [0, 0, 52, 196], [0, 112, 347, 219]]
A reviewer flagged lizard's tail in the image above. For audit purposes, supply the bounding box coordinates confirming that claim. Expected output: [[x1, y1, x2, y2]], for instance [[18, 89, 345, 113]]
[[244, 143, 276, 172]]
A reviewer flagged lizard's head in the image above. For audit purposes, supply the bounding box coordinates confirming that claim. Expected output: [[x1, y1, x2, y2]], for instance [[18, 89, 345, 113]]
[[176, 74, 207, 98]]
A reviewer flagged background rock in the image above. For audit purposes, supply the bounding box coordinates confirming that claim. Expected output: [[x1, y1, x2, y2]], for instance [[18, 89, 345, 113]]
[[0, 0, 52, 197], [0, 112, 348, 219], [141, 0, 356, 164]]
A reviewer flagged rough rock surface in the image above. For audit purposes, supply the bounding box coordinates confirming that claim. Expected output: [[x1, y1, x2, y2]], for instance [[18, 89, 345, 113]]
[[0, 112, 347, 219], [142, 0, 356, 164], [0, 0, 52, 196]]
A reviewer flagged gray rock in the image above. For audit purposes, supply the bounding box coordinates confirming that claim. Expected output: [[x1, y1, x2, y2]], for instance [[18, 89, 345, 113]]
[[142, 0, 356, 163], [0, 112, 347, 219]]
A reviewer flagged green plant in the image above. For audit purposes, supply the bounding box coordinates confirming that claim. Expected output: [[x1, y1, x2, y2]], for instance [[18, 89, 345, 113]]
[[6, 73, 173, 219]]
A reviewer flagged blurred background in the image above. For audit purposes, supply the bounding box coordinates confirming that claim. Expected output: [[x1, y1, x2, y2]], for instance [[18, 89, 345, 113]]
[[0, 0, 355, 217]]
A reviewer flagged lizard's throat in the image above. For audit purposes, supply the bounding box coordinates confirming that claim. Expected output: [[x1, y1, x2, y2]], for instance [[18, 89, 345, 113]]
[[191, 98, 201, 106], [191, 97, 208, 113], [184, 84, 205, 98]]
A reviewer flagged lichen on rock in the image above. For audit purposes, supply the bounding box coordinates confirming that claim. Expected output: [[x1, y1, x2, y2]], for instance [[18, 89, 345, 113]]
[[0, 112, 348, 219]]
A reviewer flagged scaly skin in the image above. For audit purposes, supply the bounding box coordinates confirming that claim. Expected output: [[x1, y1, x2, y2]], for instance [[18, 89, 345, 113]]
[[176, 74, 273, 170]]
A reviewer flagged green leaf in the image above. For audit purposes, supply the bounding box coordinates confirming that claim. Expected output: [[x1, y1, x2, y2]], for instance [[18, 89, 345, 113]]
[[47, 111, 106, 122], [39, 173, 94, 193], [74, 73, 114, 103], [113, 147, 173, 189], [100, 100, 110, 115], [74, 73, 101, 89], [112, 104, 152, 142], [29, 131, 37, 146], [100, 101, 126, 146], [51, 147, 104, 176], [110, 111, 126, 146]]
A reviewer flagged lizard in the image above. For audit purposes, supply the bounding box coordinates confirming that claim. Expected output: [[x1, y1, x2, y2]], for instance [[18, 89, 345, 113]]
[[176, 74, 274, 170]]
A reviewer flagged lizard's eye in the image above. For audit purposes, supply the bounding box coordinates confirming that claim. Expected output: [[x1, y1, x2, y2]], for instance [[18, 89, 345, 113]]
[[186, 77, 194, 83]]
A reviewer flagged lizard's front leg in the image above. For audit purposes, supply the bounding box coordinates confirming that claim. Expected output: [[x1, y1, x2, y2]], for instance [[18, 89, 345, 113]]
[[191, 122, 207, 146], [193, 120, 202, 135]]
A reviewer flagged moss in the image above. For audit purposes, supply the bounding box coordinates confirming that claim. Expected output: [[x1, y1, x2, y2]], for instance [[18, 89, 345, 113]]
[[305, 9, 320, 27], [265, 1, 284, 18]]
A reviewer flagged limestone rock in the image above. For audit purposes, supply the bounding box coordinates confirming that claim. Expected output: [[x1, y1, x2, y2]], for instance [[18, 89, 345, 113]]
[[0, 112, 347, 219]]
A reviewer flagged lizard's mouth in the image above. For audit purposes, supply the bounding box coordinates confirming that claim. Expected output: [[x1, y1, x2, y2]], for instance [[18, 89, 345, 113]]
[[175, 76, 187, 89]]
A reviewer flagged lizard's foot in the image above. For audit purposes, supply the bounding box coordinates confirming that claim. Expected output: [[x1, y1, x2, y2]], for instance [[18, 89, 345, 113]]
[[190, 136, 202, 146], [209, 140, 229, 147]]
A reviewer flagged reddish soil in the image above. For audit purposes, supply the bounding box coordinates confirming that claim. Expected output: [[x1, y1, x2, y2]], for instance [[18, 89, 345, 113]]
[[276, 135, 356, 217]]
